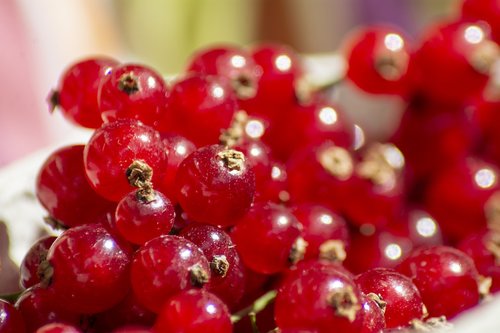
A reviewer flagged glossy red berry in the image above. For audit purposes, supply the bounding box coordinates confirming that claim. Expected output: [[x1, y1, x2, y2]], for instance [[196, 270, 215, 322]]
[[290, 203, 349, 261], [186, 45, 262, 99], [115, 189, 175, 245], [0, 299, 26, 333], [98, 63, 169, 128], [359, 294, 386, 333], [47, 224, 132, 314], [154, 290, 232, 333], [462, 0, 500, 42], [131, 235, 210, 313], [175, 145, 255, 227], [345, 26, 412, 96], [397, 246, 481, 318], [36, 145, 114, 228], [160, 74, 238, 146], [53, 57, 118, 128], [275, 261, 362, 333], [84, 119, 167, 202], [35, 323, 82, 333], [20, 236, 57, 289], [180, 223, 245, 309], [231, 202, 303, 274], [388, 208, 443, 248], [355, 268, 425, 328]]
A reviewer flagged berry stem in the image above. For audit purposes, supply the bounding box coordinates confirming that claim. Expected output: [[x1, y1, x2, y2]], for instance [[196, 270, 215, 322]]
[[230, 289, 277, 323], [0, 291, 22, 303]]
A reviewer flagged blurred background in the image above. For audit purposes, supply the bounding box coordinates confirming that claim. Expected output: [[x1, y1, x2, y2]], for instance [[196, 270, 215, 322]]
[[0, 0, 457, 166]]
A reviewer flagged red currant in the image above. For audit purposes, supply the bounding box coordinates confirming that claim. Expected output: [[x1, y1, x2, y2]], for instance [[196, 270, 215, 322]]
[[19, 236, 56, 289], [0, 299, 26, 333]]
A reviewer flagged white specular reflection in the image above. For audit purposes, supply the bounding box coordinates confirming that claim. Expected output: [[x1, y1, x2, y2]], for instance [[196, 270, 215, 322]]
[[384, 33, 404, 52], [384, 243, 402, 260], [474, 168, 496, 189], [276, 55, 292, 71], [416, 217, 438, 238], [245, 119, 265, 139], [318, 106, 338, 125], [230, 55, 246, 68], [464, 25, 485, 45]]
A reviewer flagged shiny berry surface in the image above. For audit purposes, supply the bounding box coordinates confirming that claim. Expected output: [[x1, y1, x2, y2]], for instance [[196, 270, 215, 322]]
[[154, 289, 232, 333], [36, 145, 113, 227], [397, 246, 481, 318], [20, 236, 56, 289], [35, 323, 82, 333], [115, 189, 175, 245], [231, 202, 303, 274], [462, 0, 500, 42], [359, 295, 385, 333], [99, 63, 169, 128], [55, 57, 118, 128], [355, 268, 425, 328], [131, 235, 210, 313], [180, 223, 245, 309], [47, 224, 132, 314], [84, 119, 167, 202], [175, 145, 255, 227], [0, 299, 26, 333], [345, 26, 412, 96], [161, 74, 238, 146]]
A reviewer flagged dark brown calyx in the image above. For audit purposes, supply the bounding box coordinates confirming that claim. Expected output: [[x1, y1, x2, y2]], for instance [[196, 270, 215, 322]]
[[327, 285, 361, 322], [118, 72, 140, 95], [48, 90, 59, 113], [219, 110, 248, 147], [319, 240, 346, 262], [189, 263, 210, 287], [126, 160, 155, 202], [366, 293, 387, 314], [318, 146, 354, 181], [43, 216, 68, 231], [232, 74, 257, 100], [288, 237, 307, 265], [210, 255, 230, 278], [217, 149, 245, 172], [38, 259, 54, 287]]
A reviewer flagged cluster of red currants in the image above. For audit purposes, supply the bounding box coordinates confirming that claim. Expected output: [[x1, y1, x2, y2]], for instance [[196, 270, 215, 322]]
[[2, 1, 500, 332]]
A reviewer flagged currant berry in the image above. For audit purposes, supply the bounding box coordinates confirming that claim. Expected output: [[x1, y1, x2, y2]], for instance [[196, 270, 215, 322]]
[[115, 189, 175, 245], [160, 74, 238, 146], [180, 223, 245, 309], [186, 45, 262, 99], [52, 57, 118, 128], [84, 119, 167, 202], [344, 25, 412, 96], [98, 63, 169, 128], [231, 202, 303, 274], [0, 299, 26, 333], [154, 290, 232, 333], [131, 235, 210, 313], [355, 268, 425, 328], [290, 203, 349, 261], [275, 261, 362, 333], [20, 236, 57, 289], [36, 145, 114, 228], [47, 224, 132, 314], [35, 323, 82, 333], [397, 246, 481, 318], [175, 145, 255, 227], [388, 208, 443, 248], [359, 294, 386, 333], [462, 0, 500, 42]]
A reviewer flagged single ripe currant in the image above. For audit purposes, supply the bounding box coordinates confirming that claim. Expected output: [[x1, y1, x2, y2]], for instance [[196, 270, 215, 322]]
[[0, 299, 26, 333], [19, 236, 57, 289], [175, 144, 255, 227]]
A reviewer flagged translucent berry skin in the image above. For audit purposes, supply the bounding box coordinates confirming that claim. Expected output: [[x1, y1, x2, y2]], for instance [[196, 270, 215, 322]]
[[186, 45, 261, 99], [20, 236, 57, 289], [16, 286, 81, 333], [397, 246, 481, 318], [290, 203, 349, 261], [84, 119, 167, 202], [0, 299, 26, 333], [424, 158, 499, 242], [36, 145, 113, 228], [35, 323, 82, 333], [154, 290, 232, 333], [161, 74, 238, 146], [275, 261, 362, 333], [359, 295, 386, 333], [413, 21, 494, 104], [355, 268, 424, 328], [388, 209, 443, 248], [131, 235, 210, 313], [458, 230, 500, 293], [231, 202, 302, 274], [345, 26, 412, 96], [180, 223, 245, 309], [115, 190, 175, 245], [56, 57, 118, 128], [98, 63, 169, 128], [175, 145, 255, 227], [47, 224, 132, 314], [157, 133, 197, 203]]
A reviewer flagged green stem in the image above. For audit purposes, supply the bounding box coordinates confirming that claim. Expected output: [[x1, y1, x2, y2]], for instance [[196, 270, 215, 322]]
[[0, 291, 22, 303], [249, 312, 259, 333], [231, 289, 277, 323]]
